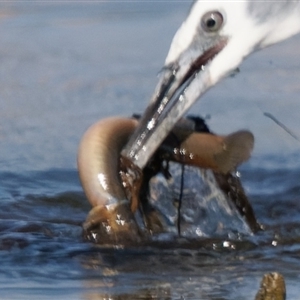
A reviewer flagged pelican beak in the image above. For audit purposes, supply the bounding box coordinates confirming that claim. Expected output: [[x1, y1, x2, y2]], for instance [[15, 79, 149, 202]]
[[121, 0, 299, 168], [121, 3, 262, 169], [122, 34, 228, 169]]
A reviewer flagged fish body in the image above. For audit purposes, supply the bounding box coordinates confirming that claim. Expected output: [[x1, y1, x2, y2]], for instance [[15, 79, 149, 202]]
[[77, 117, 141, 244], [168, 130, 254, 174], [78, 116, 258, 243], [78, 117, 138, 208]]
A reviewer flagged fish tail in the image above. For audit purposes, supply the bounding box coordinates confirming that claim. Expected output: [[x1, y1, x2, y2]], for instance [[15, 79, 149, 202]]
[[214, 130, 254, 173]]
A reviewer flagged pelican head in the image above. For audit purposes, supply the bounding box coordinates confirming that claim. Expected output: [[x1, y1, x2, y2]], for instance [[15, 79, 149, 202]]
[[122, 1, 300, 169]]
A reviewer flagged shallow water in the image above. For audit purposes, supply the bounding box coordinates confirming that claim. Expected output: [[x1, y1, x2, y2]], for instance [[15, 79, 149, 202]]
[[0, 2, 300, 299]]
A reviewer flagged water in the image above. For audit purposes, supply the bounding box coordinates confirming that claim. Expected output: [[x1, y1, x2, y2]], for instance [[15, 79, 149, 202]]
[[0, 2, 300, 299]]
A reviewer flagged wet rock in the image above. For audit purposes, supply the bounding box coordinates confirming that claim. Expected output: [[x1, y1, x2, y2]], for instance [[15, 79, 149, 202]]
[[255, 272, 286, 300]]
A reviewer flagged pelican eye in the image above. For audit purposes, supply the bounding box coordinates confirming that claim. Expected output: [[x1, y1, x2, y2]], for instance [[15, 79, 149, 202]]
[[201, 11, 223, 32]]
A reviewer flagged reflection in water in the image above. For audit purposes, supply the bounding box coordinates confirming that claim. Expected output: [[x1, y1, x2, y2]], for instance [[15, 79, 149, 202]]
[[84, 285, 172, 300]]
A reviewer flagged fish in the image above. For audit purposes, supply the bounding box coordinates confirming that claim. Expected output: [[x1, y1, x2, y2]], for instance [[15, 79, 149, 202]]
[[77, 117, 142, 244], [77, 116, 256, 243], [78, 117, 139, 209], [163, 130, 254, 174]]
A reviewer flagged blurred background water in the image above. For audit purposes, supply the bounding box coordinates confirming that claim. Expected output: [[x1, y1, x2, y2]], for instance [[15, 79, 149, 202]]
[[0, 1, 300, 299]]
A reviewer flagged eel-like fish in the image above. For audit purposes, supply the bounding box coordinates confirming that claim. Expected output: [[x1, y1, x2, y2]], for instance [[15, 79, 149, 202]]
[[77, 117, 141, 244], [78, 116, 256, 243]]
